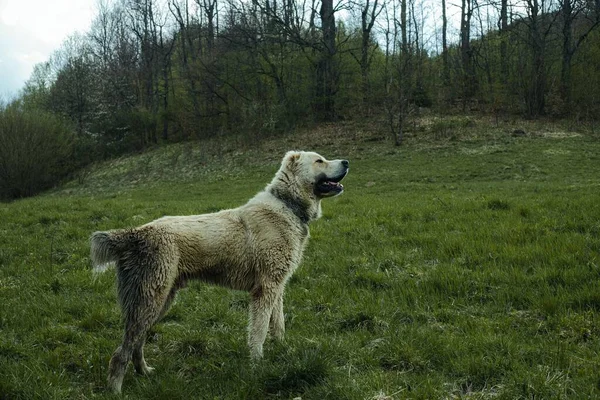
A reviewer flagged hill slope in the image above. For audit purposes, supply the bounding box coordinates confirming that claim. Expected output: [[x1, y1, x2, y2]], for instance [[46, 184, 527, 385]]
[[1, 118, 600, 399]]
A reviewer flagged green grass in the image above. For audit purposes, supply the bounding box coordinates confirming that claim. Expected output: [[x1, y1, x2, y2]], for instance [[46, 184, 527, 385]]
[[1, 118, 600, 399]]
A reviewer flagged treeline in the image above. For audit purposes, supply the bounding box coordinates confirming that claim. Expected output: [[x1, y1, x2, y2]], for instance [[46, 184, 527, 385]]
[[1, 0, 599, 198]]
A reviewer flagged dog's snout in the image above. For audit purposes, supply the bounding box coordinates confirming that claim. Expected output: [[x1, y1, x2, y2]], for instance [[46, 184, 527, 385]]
[[341, 160, 349, 168]]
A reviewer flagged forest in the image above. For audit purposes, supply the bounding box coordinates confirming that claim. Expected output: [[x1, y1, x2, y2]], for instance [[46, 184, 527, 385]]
[[1, 0, 599, 199]]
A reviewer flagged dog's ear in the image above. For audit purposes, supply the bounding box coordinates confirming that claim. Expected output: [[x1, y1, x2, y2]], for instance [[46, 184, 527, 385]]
[[283, 151, 301, 171]]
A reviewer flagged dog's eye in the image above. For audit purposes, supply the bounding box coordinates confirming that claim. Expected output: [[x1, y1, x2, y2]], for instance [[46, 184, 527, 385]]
[[315, 159, 324, 164]]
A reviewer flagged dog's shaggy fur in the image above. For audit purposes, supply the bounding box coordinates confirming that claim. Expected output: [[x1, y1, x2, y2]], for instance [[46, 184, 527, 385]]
[[90, 151, 349, 393]]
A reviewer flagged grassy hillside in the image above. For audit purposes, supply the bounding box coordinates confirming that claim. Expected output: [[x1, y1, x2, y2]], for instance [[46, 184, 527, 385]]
[[1, 117, 600, 399]]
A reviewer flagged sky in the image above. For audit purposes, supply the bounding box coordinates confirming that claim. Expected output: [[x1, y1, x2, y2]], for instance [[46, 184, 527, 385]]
[[0, 0, 96, 99]]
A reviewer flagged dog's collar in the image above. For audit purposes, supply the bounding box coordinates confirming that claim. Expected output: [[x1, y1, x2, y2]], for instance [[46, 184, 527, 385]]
[[269, 188, 311, 225]]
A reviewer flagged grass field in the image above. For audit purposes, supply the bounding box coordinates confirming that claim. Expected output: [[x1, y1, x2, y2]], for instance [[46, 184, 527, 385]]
[[1, 117, 600, 399]]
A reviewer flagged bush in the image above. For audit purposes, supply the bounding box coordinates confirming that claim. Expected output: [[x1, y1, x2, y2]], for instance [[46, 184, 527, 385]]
[[0, 105, 75, 199]]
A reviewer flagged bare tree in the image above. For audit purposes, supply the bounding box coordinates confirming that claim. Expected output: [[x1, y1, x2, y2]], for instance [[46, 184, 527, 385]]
[[350, 0, 384, 112], [383, 0, 413, 146], [559, 0, 600, 112], [316, 0, 338, 121], [169, 0, 202, 125], [472, 0, 494, 98], [157, 19, 176, 141], [442, 0, 449, 86], [21, 62, 54, 110], [198, 0, 218, 53], [460, 0, 476, 106], [125, 0, 177, 144], [86, 0, 141, 151], [48, 34, 97, 136], [521, 0, 558, 117], [500, 0, 509, 81]]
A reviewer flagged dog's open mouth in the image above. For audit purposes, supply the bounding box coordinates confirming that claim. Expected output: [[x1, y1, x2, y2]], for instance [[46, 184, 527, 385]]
[[315, 171, 347, 196]]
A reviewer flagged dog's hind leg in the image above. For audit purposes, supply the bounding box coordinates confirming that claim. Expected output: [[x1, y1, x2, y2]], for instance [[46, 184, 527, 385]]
[[108, 291, 173, 393], [107, 326, 143, 393], [132, 285, 182, 375], [132, 339, 154, 376], [131, 284, 178, 376], [157, 279, 185, 321], [268, 290, 285, 341], [108, 262, 177, 393]]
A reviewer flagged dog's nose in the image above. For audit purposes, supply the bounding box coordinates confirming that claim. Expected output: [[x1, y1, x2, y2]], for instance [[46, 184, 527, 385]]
[[342, 160, 349, 168]]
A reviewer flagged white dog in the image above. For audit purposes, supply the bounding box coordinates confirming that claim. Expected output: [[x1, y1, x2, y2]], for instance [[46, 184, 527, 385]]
[[90, 151, 349, 393]]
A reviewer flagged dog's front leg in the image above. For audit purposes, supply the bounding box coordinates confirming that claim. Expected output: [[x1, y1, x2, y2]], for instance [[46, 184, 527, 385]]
[[248, 286, 277, 360]]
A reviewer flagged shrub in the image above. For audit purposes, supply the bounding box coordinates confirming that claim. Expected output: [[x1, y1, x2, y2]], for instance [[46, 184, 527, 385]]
[[0, 105, 75, 199]]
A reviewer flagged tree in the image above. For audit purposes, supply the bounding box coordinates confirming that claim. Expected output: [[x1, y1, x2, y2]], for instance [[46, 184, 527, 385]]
[[559, 0, 600, 112], [500, 0, 509, 82], [351, 0, 384, 112], [20, 62, 54, 111], [88, 0, 142, 152], [383, 0, 414, 146], [169, 0, 202, 128], [521, 0, 557, 117], [460, 0, 476, 105], [442, 0, 449, 86], [50, 56, 96, 136], [316, 0, 338, 121]]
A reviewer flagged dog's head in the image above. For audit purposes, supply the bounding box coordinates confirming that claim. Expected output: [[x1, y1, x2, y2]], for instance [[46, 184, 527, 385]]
[[282, 151, 349, 198]]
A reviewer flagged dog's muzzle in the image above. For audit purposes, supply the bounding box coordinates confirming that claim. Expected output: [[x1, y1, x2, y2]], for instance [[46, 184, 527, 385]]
[[315, 161, 349, 197]]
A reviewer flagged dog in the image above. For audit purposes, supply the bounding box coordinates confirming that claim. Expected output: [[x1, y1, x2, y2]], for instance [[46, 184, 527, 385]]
[[90, 151, 349, 393]]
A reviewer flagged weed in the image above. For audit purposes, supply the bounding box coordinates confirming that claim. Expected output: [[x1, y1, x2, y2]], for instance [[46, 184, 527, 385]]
[[487, 199, 511, 210], [339, 313, 380, 332], [263, 347, 330, 396]]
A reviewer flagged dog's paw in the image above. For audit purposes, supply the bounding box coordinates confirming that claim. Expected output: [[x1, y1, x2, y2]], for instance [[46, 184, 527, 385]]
[[107, 377, 123, 394], [143, 365, 156, 375], [135, 363, 155, 375], [139, 365, 155, 375], [249, 346, 264, 363]]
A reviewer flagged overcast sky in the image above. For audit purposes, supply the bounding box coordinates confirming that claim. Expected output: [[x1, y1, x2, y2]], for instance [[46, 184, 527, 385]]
[[0, 0, 96, 99]]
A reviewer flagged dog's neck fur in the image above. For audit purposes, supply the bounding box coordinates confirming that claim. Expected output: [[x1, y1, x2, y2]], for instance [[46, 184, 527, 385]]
[[268, 187, 315, 224], [266, 172, 321, 224]]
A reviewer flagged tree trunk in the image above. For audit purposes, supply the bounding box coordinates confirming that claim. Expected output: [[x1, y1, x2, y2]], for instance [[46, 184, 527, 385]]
[[316, 0, 337, 121], [401, 0, 407, 55], [170, 0, 202, 131], [525, 0, 546, 117], [460, 0, 475, 105], [203, 0, 217, 53], [442, 0, 449, 86], [360, 0, 380, 113], [560, 0, 573, 112], [361, 12, 370, 109], [500, 0, 508, 83]]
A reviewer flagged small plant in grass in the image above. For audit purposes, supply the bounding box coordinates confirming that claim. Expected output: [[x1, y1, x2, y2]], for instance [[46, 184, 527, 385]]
[[429, 116, 476, 140], [339, 312, 381, 332], [487, 198, 511, 210], [262, 346, 331, 397]]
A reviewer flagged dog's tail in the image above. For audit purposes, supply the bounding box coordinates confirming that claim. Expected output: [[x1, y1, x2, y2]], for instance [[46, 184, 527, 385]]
[[90, 230, 128, 274]]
